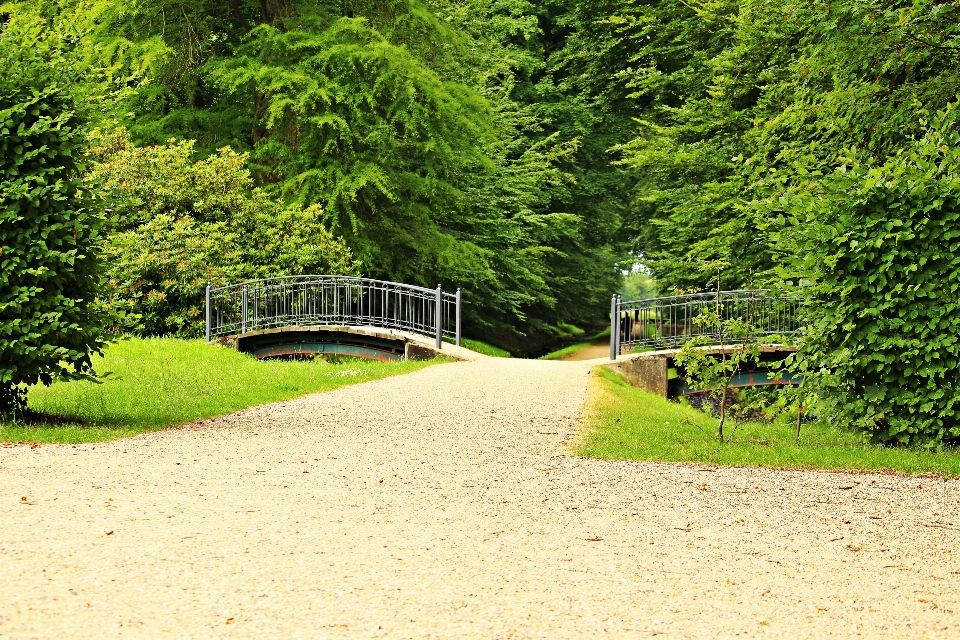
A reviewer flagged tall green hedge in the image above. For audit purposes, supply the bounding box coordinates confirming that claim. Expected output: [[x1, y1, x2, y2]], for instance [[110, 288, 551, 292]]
[[0, 15, 106, 412], [783, 108, 960, 447]]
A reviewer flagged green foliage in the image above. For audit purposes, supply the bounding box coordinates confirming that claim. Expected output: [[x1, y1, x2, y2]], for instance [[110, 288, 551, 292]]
[[0, 12, 108, 412], [747, 1, 960, 176], [621, 268, 657, 301], [87, 128, 358, 336], [214, 14, 523, 334], [65, 0, 624, 346], [588, 0, 960, 291], [561, 0, 960, 444], [673, 276, 762, 439], [564, 0, 767, 292], [778, 107, 960, 447], [473, 0, 630, 328], [2, 337, 440, 443]]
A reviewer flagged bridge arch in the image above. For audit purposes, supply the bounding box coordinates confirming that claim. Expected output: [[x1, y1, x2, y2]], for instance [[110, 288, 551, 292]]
[[205, 276, 461, 361]]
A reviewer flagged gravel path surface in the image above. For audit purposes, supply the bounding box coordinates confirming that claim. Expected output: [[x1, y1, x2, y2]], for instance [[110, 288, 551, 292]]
[[2, 357, 959, 639]]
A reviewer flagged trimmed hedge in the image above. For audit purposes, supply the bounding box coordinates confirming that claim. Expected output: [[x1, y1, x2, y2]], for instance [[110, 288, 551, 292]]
[[0, 15, 106, 411], [785, 107, 960, 446]]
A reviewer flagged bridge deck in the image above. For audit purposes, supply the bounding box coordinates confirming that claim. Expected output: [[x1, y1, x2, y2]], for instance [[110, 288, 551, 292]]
[[215, 325, 482, 362]]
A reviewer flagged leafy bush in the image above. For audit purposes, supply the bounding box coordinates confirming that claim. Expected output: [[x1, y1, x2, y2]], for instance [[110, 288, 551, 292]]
[[0, 14, 107, 412], [88, 128, 359, 337], [783, 107, 960, 447]]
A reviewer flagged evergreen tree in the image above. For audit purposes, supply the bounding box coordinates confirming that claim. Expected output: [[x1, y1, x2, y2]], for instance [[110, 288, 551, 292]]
[[74, 0, 625, 349]]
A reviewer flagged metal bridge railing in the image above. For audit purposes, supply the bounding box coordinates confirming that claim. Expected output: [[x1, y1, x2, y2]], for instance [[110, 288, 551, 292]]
[[205, 276, 461, 349], [610, 290, 800, 359]]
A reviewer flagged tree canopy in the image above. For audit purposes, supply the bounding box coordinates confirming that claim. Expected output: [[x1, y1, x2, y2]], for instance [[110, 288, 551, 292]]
[[63, 0, 628, 351]]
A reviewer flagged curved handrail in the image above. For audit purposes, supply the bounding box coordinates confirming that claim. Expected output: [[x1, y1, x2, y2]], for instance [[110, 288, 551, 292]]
[[205, 275, 461, 349], [210, 275, 443, 296], [610, 289, 801, 359]]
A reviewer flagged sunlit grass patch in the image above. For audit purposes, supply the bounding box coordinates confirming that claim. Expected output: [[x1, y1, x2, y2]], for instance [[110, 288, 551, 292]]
[[576, 366, 960, 476], [460, 338, 512, 358], [1, 337, 442, 444]]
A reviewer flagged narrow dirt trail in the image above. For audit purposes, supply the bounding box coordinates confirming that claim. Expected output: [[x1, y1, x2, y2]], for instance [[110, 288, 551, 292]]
[[558, 340, 610, 361], [1, 357, 959, 638]]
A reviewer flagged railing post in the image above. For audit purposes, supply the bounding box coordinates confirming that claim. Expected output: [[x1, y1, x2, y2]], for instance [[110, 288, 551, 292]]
[[610, 294, 617, 360], [455, 288, 461, 346], [205, 282, 211, 343], [615, 294, 622, 357], [435, 285, 442, 350], [242, 285, 248, 334]]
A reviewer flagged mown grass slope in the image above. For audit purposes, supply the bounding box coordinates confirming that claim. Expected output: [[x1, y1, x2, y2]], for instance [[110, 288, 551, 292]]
[[1, 338, 441, 444], [577, 367, 960, 476]]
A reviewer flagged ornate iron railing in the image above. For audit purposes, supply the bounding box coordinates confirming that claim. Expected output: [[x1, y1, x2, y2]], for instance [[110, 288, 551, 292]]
[[205, 276, 461, 349], [610, 290, 800, 359]]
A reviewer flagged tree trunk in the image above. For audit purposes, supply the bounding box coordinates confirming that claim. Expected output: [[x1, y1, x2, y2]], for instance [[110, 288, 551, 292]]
[[795, 376, 806, 440], [718, 381, 727, 441]]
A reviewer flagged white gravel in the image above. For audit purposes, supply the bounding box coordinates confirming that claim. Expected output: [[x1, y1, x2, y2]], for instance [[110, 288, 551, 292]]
[[2, 357, 959, 639]]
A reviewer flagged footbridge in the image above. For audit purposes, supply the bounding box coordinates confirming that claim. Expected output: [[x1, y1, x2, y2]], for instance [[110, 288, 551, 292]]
[[202, 277, 802, 396], [607, 290, 802, 397], [205, 276, 463, 361]]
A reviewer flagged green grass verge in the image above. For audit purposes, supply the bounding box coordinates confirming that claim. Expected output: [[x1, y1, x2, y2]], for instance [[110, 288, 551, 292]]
[[538, 327, 612, 361], [460, 338, 511, 358], [555, 322, 585, 339], [577, 366, 960, 476], [1, 338, 443, 444]]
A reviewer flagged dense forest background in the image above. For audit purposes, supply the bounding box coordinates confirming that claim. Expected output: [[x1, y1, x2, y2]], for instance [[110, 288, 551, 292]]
[[5, 1, 960, 442], [17, 0, 960, 333]]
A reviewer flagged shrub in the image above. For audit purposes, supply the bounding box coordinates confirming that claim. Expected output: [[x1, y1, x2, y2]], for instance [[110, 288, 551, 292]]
[[784, 107, 960, 447], [0, 14, 107, 412], [87, 128, 359, 336]]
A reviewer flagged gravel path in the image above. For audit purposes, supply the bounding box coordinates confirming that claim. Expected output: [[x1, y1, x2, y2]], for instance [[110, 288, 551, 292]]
[[2, 357, 959, 639]]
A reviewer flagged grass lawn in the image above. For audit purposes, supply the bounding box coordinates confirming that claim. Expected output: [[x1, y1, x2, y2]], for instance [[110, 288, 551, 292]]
[[577, 366, 960, 477], [1, 338, 443, 444], [460, 338, 512, 358]]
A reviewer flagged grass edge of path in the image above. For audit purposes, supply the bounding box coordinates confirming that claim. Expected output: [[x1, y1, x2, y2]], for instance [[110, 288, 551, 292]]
[[573, 366, 960, 478], [1, 338, 451, 445], [459, 338, 511, 358]]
